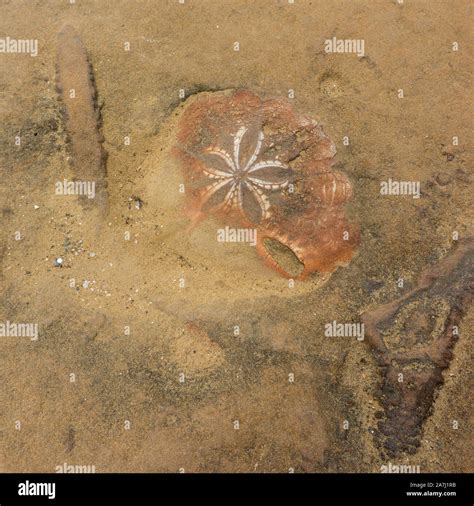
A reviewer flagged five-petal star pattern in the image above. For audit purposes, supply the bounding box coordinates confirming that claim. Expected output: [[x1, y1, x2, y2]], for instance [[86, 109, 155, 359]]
[[200, 126, 291, 223]]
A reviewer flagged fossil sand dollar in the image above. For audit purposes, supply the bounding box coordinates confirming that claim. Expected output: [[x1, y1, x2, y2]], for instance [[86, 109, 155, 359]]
[[140, 89, 359, 303]]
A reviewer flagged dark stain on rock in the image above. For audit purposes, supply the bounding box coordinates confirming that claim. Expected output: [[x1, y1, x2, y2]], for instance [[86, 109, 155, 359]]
[[65, 426, 76, 453], [362, 234, 474, 457]]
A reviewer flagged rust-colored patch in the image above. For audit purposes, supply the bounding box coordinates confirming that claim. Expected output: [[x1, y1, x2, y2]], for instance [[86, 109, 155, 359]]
[[174, 90, 359, 279]]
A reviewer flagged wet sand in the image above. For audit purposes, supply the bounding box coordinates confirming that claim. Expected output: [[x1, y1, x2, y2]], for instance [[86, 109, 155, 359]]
[[0, 0, 473, 473]]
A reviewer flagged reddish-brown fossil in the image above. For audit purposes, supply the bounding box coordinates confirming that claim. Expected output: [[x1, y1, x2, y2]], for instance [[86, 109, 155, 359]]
[[174, 89, 359, 279], [362, 235, 474, 457]]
